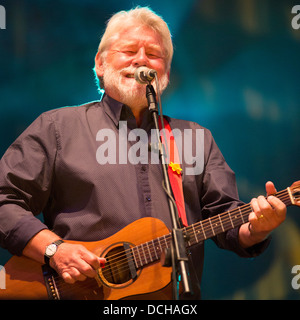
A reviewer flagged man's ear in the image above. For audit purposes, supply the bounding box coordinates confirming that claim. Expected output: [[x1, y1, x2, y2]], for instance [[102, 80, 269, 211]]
[[94, 51, 104, 77]]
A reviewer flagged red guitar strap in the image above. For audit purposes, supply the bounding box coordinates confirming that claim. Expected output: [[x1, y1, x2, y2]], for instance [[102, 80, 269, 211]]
[[158, 118, 188, 227]]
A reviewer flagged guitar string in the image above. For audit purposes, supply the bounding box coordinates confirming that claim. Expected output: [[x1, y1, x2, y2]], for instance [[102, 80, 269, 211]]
[[51, 193, 293, 296], [53, 277, 101, 297], [51, 193, 294, 297], [97, 191, 292, 277], [87, 191, 292, 276], [94, 189, 290, 267], [49, 190, 293, 295], [88, 189, 290, 270], [48, 190, 295, 297], [54, 190, 291, 282]]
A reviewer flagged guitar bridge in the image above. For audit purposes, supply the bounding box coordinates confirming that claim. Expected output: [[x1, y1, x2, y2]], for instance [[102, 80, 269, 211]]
[[42, 264, 60, 300]]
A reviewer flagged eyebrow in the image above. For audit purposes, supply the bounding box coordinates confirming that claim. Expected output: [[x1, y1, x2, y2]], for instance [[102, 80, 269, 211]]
[[115, 41, 163, 52]]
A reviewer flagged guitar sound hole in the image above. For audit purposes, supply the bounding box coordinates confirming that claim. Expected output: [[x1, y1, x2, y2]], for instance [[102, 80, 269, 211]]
[[102, 245, 132, 285]]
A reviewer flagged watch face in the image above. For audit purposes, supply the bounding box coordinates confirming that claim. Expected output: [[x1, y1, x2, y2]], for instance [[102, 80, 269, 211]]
[[45, 243, 57, 257]]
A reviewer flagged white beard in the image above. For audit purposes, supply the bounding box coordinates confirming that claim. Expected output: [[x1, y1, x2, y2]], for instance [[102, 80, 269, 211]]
[[102, 62, 169, 109]]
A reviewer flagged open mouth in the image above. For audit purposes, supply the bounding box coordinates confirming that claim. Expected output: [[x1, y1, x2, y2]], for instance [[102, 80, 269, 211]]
[[125, 74, 135, 79]]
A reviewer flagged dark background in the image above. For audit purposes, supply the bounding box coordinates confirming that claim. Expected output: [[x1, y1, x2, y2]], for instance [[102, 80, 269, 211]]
[[0, 0, 300, 299]]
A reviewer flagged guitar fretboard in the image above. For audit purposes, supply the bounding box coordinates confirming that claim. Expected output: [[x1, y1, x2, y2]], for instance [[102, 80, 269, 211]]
[[131, 188, 292, 269]]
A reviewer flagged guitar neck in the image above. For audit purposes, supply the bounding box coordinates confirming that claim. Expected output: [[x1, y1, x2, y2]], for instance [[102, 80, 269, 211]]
[[131, 188, 293, 269], [184, 187, 293, 247]]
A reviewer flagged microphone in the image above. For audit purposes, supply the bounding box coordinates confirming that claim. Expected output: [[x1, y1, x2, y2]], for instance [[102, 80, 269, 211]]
[[134, 66, 157, 84]]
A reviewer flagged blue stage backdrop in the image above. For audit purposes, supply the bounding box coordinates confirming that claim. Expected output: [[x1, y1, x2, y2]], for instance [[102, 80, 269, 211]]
[[0, 0, 300, 299]]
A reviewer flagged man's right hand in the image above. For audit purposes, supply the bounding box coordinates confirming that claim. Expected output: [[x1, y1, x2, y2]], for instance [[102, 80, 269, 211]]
[[23, 229, 106, 284], [50, 242, 106, 284]]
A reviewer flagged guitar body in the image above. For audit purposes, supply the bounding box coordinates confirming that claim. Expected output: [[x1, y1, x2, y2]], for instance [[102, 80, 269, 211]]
[[0, 217, 172, 300], [1, 181, 299, 300]]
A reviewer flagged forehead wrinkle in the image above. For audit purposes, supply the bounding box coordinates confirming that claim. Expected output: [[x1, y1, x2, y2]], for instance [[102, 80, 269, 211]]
[[110, 25, 163, 47]]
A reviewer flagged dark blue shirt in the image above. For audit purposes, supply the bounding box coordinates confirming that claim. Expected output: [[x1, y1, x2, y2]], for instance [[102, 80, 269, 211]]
[[0, 94, 270, 288]]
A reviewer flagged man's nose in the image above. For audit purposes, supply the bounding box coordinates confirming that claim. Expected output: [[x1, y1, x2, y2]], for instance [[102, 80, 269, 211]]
[[132, 47, 148, 67]]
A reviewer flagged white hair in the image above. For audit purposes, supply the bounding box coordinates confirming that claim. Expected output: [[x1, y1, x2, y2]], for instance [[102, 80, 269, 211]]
[[94, 7, 173, 90]]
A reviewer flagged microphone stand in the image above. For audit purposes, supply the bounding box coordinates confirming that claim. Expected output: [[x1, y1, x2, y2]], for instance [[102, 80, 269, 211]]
[[145, 83, 193, 300]]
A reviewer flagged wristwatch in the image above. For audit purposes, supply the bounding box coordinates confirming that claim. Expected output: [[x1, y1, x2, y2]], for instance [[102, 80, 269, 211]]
[[44, 239, 64, 266]]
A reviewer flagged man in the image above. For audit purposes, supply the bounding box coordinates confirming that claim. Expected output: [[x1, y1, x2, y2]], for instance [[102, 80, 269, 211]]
[[0, 7, 286, 298]]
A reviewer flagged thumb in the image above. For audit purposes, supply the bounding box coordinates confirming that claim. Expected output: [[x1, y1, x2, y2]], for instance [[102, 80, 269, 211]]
[[265, 181, 277, 196], [98, 257, 106, 268]]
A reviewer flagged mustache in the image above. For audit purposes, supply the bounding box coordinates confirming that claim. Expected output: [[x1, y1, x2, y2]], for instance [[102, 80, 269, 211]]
[[120, 66, 139, 75]]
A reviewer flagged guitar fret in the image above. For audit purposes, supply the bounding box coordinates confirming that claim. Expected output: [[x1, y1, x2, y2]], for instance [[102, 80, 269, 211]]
[[233, 212, 242, 226], [153, 239, 162, 259], [192, 224, 199, 243], [157, 237, 163, 252], [200, 222, 207, 239], [163, 234, 169, 248], [135, 244, 146, 266], [132, 246, 140, 268], [142, 244, 149, 264], [211, 216, 224, 234], [218, 214, 225, 232], [228, 211, 234, 228], [239, 207, 245, 224], [134, 246, 142, 268], [152, 239, 159, 260], [146, 242, 153, 262], [208, 217, 215, 236]]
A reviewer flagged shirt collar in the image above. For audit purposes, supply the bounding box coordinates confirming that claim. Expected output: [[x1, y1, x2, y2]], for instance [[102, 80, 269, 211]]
[[100, 93, 124, 127], [100, 93, 154, 131]]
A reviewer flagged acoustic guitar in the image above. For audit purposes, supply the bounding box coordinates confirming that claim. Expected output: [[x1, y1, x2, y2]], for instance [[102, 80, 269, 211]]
[[1, 181, 299, 300]]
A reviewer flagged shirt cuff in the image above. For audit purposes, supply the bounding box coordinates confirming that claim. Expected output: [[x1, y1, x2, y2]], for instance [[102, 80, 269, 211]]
[[5, 215, 48, 256], [226, 226, 271, 258]]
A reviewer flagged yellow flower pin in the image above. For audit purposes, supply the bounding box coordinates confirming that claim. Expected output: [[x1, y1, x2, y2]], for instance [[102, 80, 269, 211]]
[[169, 162, 182, 175]]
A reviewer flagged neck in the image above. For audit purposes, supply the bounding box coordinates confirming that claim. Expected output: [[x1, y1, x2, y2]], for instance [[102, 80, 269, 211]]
[[130, 106, 147, 127], [104, 89, 148, 127]]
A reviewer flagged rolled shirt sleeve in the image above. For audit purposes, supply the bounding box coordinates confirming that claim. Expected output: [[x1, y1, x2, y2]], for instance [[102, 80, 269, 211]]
[[0, 113, 58, 255]]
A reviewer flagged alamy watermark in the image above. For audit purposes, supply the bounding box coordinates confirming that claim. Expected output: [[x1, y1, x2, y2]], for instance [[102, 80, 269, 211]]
[[291, 5, 300, 30], [0, 5, 6, 29], [0, 265, 5, 289], [95, 121, 204, 176], [291, 265, 300, 290]]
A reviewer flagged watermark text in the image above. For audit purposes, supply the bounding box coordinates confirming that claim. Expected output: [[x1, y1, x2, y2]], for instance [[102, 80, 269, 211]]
[[0, 5, 5, 29], [291, 5, 300, 30], [291, 265, 300, 290], [96, 122, 204, 176]]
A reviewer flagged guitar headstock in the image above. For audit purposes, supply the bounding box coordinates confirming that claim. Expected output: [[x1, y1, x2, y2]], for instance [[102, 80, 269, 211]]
[[289, 181, 300, 207]]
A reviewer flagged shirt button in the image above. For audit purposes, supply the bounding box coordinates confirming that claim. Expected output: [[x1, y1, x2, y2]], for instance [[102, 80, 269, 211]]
[[146, 196, 151, 201]]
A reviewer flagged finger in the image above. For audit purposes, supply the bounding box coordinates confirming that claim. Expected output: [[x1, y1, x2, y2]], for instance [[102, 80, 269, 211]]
[[76, 259, 98, 278], [61, 271, 75, 284], [99, 257, 106, 268], [250, 198, 262, 221], [265, 181, 277, 196], [267, 195, 287, 218], [257, 195, 274, 217], [81, 249, 105, 271], [68, 267, 87, 282]]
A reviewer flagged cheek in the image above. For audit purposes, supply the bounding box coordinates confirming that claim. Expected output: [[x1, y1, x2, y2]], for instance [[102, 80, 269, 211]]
[[150, 60, 168, 77], [106, 54, 131, 70]]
